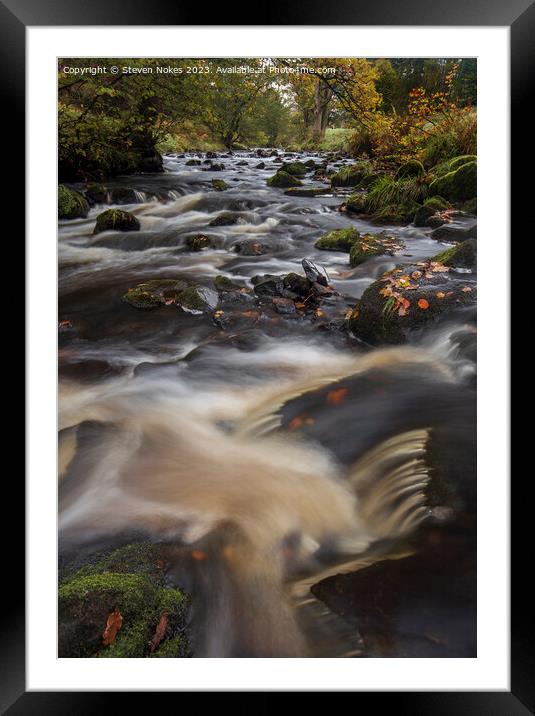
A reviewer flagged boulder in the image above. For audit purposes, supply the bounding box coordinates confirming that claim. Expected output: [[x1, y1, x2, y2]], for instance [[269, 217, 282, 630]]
[[266, 171, 302, 188], [211, 179, 228, 191], [432, 239, 477, 269], [281, 161, 308, 177], [315, 227, 360, 252], [347, 263, 476, 344], [84, 183, 108, 205], [93, 209, 140, 234], [58, 184, 89, 219], [413, 196, 450, 227], [123, 278, 217, 313], [430, 224, 477, 242], [429, 161, 476, 202], [185, 159, 201, 166], [209, 212, 241, 226], [349, 232, 399, 267], [284, 187, 327, 198], [185, 234, 214, 251], [394, 159, 425, 180]]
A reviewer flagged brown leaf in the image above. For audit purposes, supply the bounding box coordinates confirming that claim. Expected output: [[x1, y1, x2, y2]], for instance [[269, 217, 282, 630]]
[[326, 387, 348, 405], [150, 613, 168, 653], [417, 298, 430, 310], [102, 608, 123, 646]]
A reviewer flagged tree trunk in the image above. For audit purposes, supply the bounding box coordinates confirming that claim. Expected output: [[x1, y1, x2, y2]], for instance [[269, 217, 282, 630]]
[[312, 80, 333, 142]]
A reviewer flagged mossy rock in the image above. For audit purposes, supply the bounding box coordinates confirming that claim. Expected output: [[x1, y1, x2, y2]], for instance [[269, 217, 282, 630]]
[[304, 159, 318, 169], [185, 233, 214, 251], [185, 159, 201, 166], [281, 161, 308, 176], [347, 264, 477, 345], [123, 279, 188, 309], [109, 186, 138, 204], [394, 160, 425, 181], [349, 234, 390, 267], [462, 198, 477, 215], [267, 171, 302, 188], [431, 155, 477, 179], [429, 161, 477, 202], [214, 275, 242, 292], [209, 212, 241, 226], [432, 239, 477, 269], [211, 179, 228, 191], [413, 196, 450, 226], [58, 184, 89, 219], [58, 543, 190, 658], [372, 200, 421, 225], [331, 162, 372, 188], [315, 227, 360, 252], [84, 183, 108, 204], [345, 193, 368, 214], [284, 187, 327, 197], [93, 209, 140, 234], [282, 272, 311, 297]]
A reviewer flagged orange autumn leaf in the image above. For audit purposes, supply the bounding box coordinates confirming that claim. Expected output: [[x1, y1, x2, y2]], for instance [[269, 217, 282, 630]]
[[418, 298, 430, 310], [288, 415, 315, 431], [150, 613, 168, 653], [102, 608, 123, 646], [191, 550, 206, 561], [436, 292, 446, 299], [326, 387, 348, 405]]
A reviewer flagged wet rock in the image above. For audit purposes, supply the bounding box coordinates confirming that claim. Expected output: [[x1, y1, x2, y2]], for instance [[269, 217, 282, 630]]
[[109, 186, 138, 204], [93, 208, 140, 234], [272, 297, 297, 315], [347, 262, 477, 344], [211, 179, 228, 191], [213, 275, 243, 292], [267, 170, 302, 188], [206, 151, 218, 159], [315, 227, 360, 252], [430, 224, 477, 242], [255, 161, 266, 169], [185, 233, 214, 251], [284, 270, 313, 296], [281, 161, 308, 177], [209, 213, 241, 226], [236, 160, 248, 166], [185, 159, 201, 166], [58, 184, 89, 219], [432, 239, 477, 269], [208, 162, 225, 171], [302, 258, 329, 287], [123, 278, 217, 313], [252, 274, 286, 297], [84, 183, 108, 205], [349, 232, 399, 267], [58, 542, 190, 658], [284, 187, 327, 198], [232, 239, 271, 256], [413, 196, 450, 227]]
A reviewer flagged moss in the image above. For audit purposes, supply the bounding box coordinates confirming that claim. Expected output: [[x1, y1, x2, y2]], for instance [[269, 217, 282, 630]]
[[211, 179, 228, 191], [93, 208, 140, 234], [267, 171, 302, 188], [150, 634, 190, 658], [394, 160, 425, 180], [330, 162, 372, 188], [284, 187, 326, 197], [315, 227, 360, 252], [59, 568, 190, 658], [345, 193, 367, 214], [432, 239, 476, 268], [58, 184, 89, 219], [429, 161, 476, 203], [123, 279, 188, 309], [431, 155, 477, 179], [177, 286, 207, 312], [214, 275, 241, 291], [185, 234, 213, 251], [282, 272, 310, 296], [372, 200, 421, 225], [413, 197, 450, 226], [349, 235, 388, 267], [281, 161, 308, 176]]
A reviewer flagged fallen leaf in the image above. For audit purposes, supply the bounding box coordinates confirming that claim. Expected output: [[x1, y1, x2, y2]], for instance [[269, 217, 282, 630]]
[[191, 550, 206, 561], [150, 614, 168, 653], [327, 387, 348, 405], [418, 298, 430, 310], [461, 286, 472, 292], [411, 271, 422, 280], [436, 292, 446, 299], [102, 608, 123, 646]]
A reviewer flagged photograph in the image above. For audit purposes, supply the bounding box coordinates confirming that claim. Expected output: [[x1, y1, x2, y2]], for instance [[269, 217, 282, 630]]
[[57, 56, 477, 659]]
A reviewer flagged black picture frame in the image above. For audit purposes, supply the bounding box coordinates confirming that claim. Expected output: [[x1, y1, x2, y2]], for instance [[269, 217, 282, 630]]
[[6, 0, 524, 711]]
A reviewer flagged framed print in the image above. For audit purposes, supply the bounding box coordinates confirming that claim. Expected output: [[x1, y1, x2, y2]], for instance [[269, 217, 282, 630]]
[[6, 0, 525, 710]]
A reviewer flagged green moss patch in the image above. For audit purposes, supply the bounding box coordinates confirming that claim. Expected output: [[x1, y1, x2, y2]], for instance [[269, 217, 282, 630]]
[[267, 171, 302, 188], [315, 227, 360, 252], [93, 208, 140, 234], [58, 184, 89, 219]]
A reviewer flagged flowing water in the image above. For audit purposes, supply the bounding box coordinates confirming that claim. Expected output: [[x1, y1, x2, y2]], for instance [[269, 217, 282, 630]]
[[58, 151, 477, 657]]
